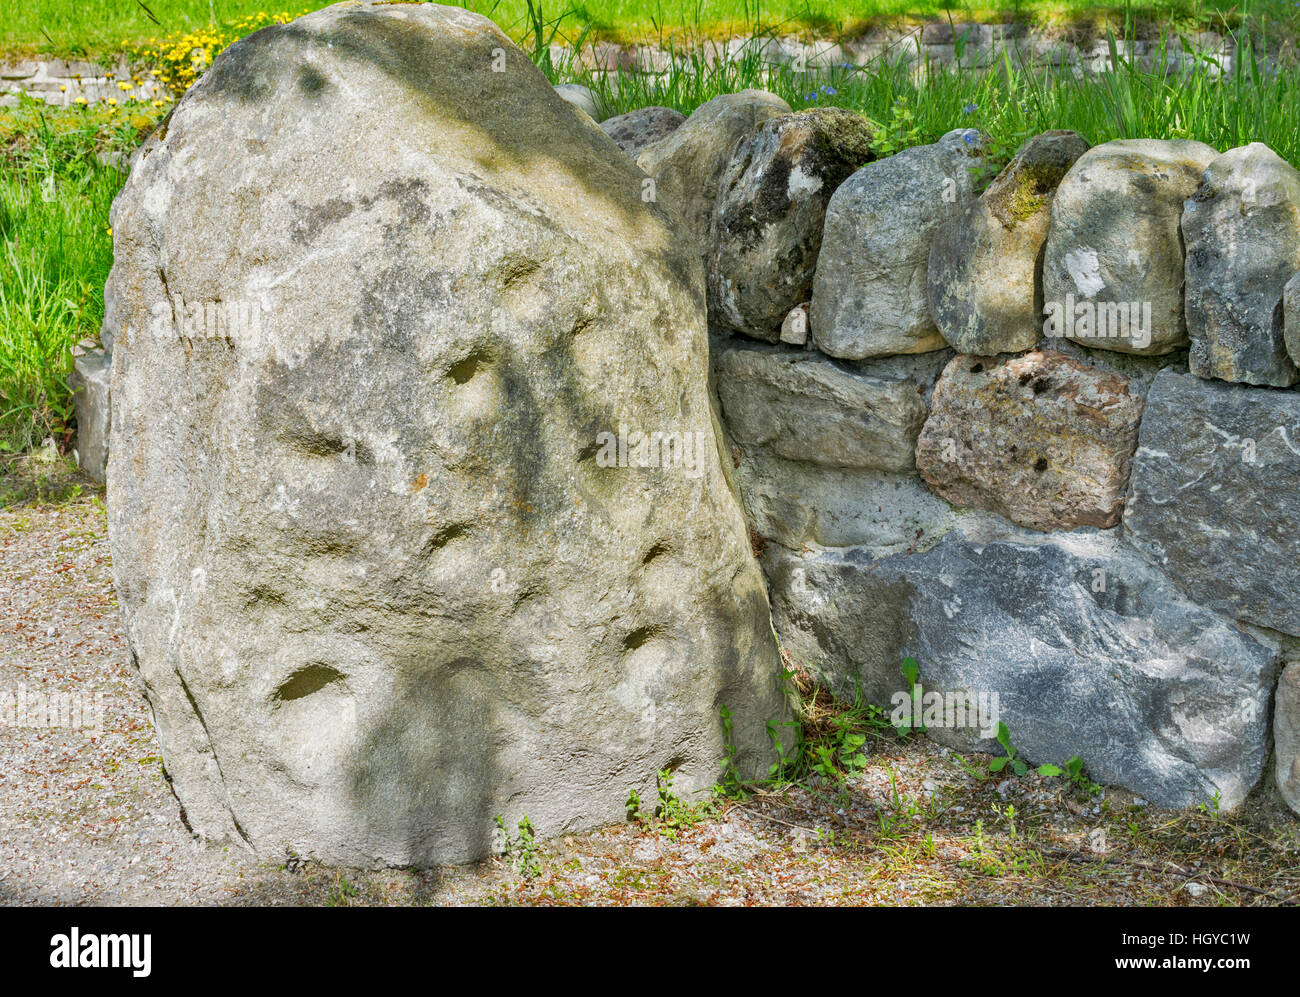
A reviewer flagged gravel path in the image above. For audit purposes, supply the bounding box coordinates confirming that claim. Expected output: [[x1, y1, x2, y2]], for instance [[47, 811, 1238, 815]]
[[3, 494, 1297, 906]]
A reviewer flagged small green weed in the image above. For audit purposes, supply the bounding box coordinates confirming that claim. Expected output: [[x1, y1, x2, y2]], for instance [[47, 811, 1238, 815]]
[[627, 769, 720, 841], [494, 814, 542, 878], [326, 872, 359, 906]]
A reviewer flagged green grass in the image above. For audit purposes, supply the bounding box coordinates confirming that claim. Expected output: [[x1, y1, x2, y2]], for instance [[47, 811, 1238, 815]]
[[576, 27, 1300, 165], [0, 100, 148, 453], [1, 0, 1295, 56], [0, 446, 91, 506], [2, 12, 1300, 452]]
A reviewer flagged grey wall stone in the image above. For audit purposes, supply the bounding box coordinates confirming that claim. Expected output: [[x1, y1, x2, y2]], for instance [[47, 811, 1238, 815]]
[[764, 528, 1279, 810], [1183, 143, 1300, 386], [1123, 367, 1300, 637], [637, 90, 791, 275], [929, 130, 1089, 355], [1276, 662, 1300, 815], [70, 349, 112, 484], [810, 129, 987, 360], [716, 342, 926, 473], [1284, 270, 1300, 370], [709, 108, 874, 341], [599, 105, 685, 157], [1044, 139, 1216, 356]]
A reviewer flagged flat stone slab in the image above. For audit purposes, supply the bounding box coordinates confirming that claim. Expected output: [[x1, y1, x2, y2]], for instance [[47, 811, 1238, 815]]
[[764, 527, 1279, 809], [716, 343, 927, 473], [1123, 367, 1300, 636]]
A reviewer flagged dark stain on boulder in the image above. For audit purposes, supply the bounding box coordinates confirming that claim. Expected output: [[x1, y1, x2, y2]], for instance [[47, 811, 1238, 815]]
[[198, 23, 290, 103], [298, 64, 329, 96], [290, 196, 355, 245]]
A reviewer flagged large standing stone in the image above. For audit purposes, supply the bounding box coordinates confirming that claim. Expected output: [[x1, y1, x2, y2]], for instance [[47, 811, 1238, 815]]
[[1183, 143, 1300, 386], [1123, 368, 1300, 636], [1276, 662, 1300, 816], [916, 350, 1144, 531], [810, 129, 987, 360], [929, 130, 1089, 355], [709, 108, 874, 341], [716, 343, 925, 473], [104, 3, 787, 868], [764, 529, 1279, 810], [637, 90, 792, 273], [599, 105, 685, 157], [1043, 139, 1216, 356]]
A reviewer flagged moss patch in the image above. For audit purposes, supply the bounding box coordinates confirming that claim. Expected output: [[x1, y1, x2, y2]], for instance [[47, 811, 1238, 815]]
[[988, 159, 1071, 227], [984, 134, 1088, 229]]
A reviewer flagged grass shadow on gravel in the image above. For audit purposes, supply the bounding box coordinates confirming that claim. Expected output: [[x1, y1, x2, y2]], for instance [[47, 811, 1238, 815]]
[[0, 448, 100, 508]]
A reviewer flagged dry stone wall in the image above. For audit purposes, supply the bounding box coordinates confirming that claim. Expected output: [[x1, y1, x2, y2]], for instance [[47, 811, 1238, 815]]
[[630, 95, 1300, 814]]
